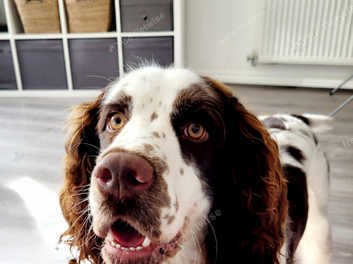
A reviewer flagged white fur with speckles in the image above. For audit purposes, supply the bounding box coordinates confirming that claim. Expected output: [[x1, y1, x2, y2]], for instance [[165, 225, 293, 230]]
[[91, 66, 210, 264]]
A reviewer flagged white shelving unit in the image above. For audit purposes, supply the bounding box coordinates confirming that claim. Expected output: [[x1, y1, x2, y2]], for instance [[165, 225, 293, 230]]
[[0, 0, 185, 97]]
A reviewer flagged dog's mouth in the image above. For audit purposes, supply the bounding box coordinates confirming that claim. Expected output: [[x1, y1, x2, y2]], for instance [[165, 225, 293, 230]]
[[110, 219, 148, 248], [104, 218, 183, 262]]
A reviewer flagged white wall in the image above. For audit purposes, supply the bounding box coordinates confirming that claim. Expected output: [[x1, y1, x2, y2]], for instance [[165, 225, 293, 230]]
[[186, 0, 353, 89]]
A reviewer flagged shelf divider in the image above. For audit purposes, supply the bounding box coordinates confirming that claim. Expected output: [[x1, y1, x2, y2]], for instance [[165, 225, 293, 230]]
[[116, 0, 124, 78], [58, 0, 73, 91], [4, 0, 23, 91]]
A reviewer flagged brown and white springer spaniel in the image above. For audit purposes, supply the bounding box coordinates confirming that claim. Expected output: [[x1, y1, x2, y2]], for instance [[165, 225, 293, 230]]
[[59, 66, 331, 264]]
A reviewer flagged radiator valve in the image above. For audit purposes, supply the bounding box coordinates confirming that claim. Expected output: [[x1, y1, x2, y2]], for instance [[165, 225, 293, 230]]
[[247, 51, 258, 66]]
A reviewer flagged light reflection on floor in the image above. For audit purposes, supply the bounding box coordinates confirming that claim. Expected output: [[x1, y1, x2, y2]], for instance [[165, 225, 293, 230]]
[[6, 177, 73, 264]]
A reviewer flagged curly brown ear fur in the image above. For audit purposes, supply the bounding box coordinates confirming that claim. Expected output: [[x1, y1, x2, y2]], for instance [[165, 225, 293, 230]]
[[203, 77, 288, 264], [59, 93, 104, 264]]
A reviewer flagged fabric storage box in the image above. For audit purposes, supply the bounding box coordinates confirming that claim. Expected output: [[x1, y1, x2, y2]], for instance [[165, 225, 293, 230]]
[[69, 38, 119, 90], [0, 41, 17, 90], [14, 0, 61, 33], [120, 0, 173, 32], [16, 40, 67, 90], [65, 0, 113, 33], [122, 37, 173, 71]]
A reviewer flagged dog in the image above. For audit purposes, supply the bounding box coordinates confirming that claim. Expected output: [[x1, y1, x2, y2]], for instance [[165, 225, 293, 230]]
[[59, 66, 331, 264], [260, 113, 332, 264]]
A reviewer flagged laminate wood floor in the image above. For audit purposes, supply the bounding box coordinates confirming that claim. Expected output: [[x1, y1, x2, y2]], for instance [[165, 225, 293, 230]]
[[0, 85, 352, 264]]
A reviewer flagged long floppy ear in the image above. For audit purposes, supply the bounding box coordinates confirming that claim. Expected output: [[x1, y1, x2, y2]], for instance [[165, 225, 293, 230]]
[[59, 92, 105, 264], [203, 77, 288, 264]]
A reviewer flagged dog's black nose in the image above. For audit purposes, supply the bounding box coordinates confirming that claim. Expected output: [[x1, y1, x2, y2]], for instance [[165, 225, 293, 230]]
[[95, 152, 154, 200]]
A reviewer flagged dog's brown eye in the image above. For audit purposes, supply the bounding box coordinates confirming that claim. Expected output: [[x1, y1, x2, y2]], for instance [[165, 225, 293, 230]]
[[108, 113, 126, 131], [184, 123, 208, 142]]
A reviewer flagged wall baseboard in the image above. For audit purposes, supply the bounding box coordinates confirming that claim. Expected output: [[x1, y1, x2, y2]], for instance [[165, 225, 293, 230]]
[[196, 70, 353, 90], [0, 90, 101, 98], [2, 70, 353, 98]]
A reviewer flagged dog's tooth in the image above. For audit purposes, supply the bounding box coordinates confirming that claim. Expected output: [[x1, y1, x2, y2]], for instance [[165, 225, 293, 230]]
[[136, 246, 143, 250], [142, 237, 151, 247], [121, 247, 127, 250], [129, 247, 136, 251], [110, 240, 119, 248]]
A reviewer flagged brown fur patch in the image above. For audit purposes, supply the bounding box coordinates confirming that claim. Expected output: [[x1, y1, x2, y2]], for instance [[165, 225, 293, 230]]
[[144, 143, 154, 154], [203, 76, 288, 264], [180, 168, 184, 175], [174, 199, 179, 212], [151, 112, 158, 122], [96, 93, 132, 149], [202, 76, 233, 97], [171, 77, 288, 264], [163, 214, 170, 219], [59, 92, 105, 264], [152, 131, 160, 138], [167, 215, 175, 225], [97, 93, 132, 133]]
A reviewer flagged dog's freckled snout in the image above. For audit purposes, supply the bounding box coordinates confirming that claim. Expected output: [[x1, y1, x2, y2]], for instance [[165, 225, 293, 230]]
[[95, 152, 154, 200]]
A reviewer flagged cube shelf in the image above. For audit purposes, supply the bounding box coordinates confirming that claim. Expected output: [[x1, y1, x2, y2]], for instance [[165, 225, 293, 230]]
[[69, 38, 119, 90], [0, 40, 16, 89], [0, 0, 184, 96], [17, 39, 67, 90], [120, 0, 174, 32], [123, 36, 174, 72]]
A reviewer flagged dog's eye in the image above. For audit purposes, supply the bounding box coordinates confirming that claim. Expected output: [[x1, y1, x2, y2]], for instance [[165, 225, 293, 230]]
[[184, 123, 208, 142], [108, 113, 126, 132]]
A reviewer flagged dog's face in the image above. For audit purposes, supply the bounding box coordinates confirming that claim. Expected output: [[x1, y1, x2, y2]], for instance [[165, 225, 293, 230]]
[[88, 67, 227, 263], [60, 66, 287, 264]]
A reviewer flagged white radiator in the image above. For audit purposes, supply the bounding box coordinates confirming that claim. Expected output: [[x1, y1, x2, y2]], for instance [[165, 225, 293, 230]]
[[260, 0, 353, 66]]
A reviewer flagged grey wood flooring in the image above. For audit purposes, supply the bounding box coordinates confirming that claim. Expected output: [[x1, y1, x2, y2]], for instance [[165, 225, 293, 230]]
[[0, 86, 352, 264]]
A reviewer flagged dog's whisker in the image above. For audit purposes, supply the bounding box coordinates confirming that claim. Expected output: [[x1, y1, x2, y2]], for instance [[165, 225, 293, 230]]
[[75, 187, 90, 193], [85, 226, 96, 246], [71, 184, 90, 191], [81, 142, 100, 152], [205, 217, 218, 264], [70, 191, 89, 198], [86, 74, 115, 82], [77, 212, 93, 244], [191, 231, 202, 255], [70, 207, 90, 230], [71, 197, 89, 211]]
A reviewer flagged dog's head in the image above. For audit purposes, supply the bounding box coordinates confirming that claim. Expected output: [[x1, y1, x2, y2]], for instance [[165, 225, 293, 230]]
[[60, 66, 287, 264]]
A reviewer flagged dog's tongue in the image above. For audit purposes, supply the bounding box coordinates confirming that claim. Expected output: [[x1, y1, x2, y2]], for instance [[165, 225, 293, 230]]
[[111, 220, 145, 248]]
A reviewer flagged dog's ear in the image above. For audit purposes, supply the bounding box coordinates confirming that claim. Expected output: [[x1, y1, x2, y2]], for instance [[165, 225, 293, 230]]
[[59, 92, 104, 264], [203, 77, 288, 264]]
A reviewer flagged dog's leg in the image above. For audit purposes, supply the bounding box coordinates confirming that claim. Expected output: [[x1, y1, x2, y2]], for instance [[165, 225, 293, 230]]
[[294, 187, 331, 264]]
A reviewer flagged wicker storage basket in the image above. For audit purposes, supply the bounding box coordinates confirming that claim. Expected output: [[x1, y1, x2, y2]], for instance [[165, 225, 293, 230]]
[[14, 0, 61, 34], [65, 0, 112, 33]]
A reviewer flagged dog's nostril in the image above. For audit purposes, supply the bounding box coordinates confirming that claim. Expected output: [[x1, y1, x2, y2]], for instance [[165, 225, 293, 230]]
[[97, 167, 112, 183], [124, 168, 143, 186]]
